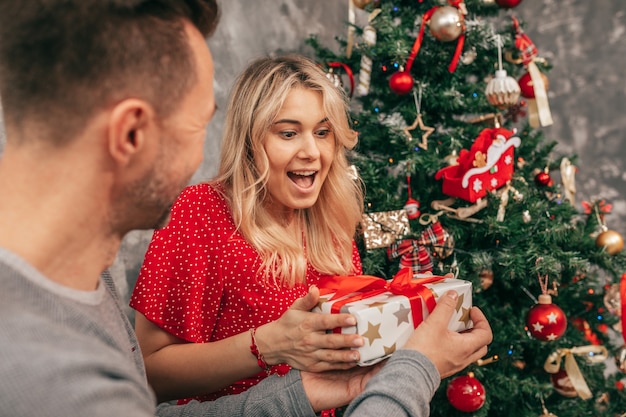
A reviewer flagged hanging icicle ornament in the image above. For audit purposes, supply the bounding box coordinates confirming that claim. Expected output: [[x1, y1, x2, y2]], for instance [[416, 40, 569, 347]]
[[401, 86, 435, 150], [346, 0, 357, 58], [526, 259, 567, 341], [485, 34, 521, 109], [324, 62, 355, 98], [389, 0, 467, 94], [559, 157, 576, 205], [356, 8, 381, 96], [511, 16, 553, 127]]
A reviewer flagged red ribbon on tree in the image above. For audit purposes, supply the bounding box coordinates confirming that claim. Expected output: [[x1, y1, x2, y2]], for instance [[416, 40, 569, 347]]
[[406, 0, 466, 73], [326, 61, 355, 98]]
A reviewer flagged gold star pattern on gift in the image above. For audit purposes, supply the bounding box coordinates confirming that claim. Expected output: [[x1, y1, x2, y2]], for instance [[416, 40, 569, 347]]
[[393, 304, 412, 325], [402, 113, 434, 150], [383, 343, 397, 356], [361, 322, 382, 346], [366, 300, 389, 313], [459, 306, 472, 327], [455, 293, 465, 313]]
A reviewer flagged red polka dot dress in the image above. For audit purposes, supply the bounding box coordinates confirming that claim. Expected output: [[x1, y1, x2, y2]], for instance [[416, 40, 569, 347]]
[[130, 182, 362, 404]]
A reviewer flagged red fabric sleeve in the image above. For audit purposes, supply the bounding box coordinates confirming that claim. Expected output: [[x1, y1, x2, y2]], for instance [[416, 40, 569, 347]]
[[129, 184, 225, 342]]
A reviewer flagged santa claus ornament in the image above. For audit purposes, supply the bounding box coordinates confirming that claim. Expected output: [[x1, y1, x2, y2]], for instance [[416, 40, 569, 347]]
[[526, 261, 566, 341], [434, 127, 521, 203], [404, 164, 421, 220]]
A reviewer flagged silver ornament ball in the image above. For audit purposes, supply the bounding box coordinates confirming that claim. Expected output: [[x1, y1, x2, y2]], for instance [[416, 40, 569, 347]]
[[429, 6, 465, 42]]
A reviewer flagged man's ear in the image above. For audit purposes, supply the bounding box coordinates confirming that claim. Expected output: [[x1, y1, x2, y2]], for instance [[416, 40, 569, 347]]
[[107, 99, 155, 165]]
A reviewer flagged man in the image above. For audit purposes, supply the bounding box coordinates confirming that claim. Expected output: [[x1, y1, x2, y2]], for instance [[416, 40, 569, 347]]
[[0, 1, 492, 416]]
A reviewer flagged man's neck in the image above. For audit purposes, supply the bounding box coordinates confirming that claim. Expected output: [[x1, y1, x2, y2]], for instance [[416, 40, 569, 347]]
[[0, 145, 121, 291]]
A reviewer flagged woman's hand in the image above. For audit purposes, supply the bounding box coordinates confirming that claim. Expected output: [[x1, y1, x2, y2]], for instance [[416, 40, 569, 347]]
[[255, 285, 365, 372]]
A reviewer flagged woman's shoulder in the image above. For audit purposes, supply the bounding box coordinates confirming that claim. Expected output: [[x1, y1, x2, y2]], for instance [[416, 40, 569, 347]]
[[174, 182, 229, 209]]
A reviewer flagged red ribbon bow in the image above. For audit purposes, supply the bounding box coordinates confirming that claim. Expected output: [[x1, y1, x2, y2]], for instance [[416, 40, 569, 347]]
[[387, 221, 448, 272], [317, 268, 452, 332]]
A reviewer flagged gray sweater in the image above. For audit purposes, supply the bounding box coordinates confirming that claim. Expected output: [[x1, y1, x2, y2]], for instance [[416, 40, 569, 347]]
[[0, 247, 439, 417]]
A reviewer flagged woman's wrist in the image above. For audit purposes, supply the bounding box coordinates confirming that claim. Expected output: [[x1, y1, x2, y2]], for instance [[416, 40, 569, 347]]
[[249, 327, 272, 375]]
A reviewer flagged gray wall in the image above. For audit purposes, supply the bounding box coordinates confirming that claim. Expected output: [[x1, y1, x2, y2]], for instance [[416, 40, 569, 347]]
[[1, 1, 625, 308]]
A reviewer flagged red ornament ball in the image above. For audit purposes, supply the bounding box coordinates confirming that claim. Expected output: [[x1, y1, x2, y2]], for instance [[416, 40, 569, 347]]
[[389, 71, 414, 95], [518, 71, 550, 99], [404, 198, 421, 220], [550, 369, 577, 398], [526, 294, 567, 341], [495, 0, 523, 8], [447, 374, 486, 412], [534, 171, 553, 187]]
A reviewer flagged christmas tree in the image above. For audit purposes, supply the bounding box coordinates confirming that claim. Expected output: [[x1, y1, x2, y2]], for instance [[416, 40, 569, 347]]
[[307, 0, 626, 415]]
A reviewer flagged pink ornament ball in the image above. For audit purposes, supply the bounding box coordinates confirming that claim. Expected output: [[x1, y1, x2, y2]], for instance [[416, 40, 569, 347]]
[[495, 0, 523, 8]]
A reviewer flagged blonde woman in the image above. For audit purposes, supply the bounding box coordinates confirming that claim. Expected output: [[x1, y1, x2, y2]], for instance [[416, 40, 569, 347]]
[[130, 55, 366, 408]]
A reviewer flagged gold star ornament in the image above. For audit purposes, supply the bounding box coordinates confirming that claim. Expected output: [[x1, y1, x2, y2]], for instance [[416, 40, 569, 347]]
[[402, 113, 434, 150]]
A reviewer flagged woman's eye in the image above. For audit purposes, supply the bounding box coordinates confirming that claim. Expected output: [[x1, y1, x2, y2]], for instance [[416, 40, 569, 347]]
[[315, 129, 331, 137], [280, 131, 297, 139]]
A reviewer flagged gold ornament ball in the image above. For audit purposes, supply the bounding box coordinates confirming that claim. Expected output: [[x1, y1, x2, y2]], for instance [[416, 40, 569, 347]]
[[352, 0, 373, 9], [595, 229, 625, 255]]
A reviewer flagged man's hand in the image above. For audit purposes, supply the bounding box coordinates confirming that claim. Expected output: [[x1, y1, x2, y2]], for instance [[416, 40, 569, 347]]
[[256, 285, 364, 371], [300, 362, 384, 412], [403, 290, 493, 378]]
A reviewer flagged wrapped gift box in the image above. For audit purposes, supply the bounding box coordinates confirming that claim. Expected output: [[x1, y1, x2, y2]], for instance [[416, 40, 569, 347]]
[[360, 210, 411, 250], [313, 270, 473, 366]]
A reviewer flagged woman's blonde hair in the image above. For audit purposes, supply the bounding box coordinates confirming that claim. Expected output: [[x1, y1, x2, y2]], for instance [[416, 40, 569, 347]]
[[214, 55, 364, 288]]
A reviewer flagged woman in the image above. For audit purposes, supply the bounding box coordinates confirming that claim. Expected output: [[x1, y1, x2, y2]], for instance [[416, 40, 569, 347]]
[[130, 55, 365, 407]]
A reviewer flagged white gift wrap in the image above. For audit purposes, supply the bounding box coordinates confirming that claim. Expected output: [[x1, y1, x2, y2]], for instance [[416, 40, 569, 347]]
[[313, 278, 473, 366]]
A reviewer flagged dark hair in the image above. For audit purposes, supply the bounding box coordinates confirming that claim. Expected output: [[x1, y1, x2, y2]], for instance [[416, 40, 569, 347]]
[[0, 0, 220, 143]]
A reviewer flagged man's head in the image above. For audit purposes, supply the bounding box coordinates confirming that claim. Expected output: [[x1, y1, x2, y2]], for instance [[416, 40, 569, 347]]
[[0, 0, 220, 232], [0, 0, 219, 144]]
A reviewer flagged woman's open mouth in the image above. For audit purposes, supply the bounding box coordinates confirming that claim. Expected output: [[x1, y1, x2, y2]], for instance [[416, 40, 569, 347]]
[[287, 170, 317, 189]]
